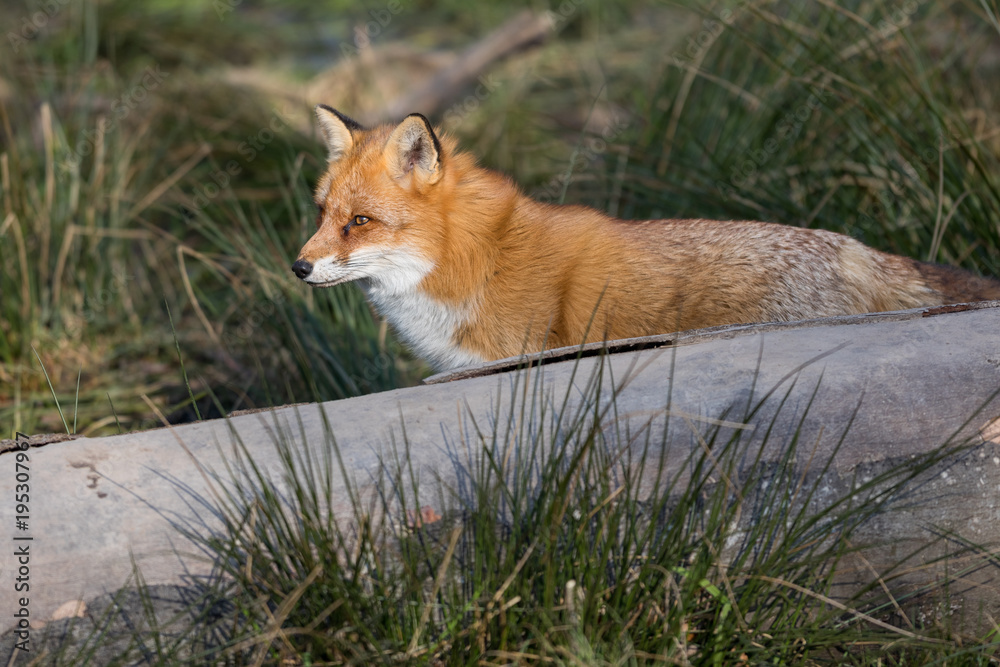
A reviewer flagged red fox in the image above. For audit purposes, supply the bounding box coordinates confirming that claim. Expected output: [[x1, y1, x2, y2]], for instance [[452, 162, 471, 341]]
[[292, 106, 1000, 371]]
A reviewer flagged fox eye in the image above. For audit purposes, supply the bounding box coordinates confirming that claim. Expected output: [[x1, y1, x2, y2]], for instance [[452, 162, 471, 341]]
[[315, 204, 325, 228], [343, 214, 370, 236]]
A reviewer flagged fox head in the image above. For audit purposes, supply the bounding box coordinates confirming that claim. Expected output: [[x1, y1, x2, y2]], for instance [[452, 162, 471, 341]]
[[292, 106, 446, 293]]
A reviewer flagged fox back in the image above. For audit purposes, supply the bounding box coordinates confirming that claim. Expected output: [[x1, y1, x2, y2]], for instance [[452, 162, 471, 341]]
[[293, 107, 1000, 371]]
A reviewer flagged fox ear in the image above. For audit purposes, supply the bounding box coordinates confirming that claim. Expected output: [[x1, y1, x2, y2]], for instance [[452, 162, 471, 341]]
[[384, 113, 442, 185], [315, 105, 362, 162]]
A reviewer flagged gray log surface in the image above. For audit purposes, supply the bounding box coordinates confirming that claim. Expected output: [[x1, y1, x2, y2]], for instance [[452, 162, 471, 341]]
[[2, 302, 999, 637]]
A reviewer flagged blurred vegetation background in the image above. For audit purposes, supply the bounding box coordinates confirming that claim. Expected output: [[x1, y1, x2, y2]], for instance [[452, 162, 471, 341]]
[[3, 0, 1000, 437]]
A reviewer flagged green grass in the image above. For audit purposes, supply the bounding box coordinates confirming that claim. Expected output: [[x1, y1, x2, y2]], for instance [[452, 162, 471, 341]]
[[4, 0, 1000, 434], [25, 354, 1000, 664], [0, 0, 432, 434], [617, 1, 1000, 275], [200, 357, 966, 664]]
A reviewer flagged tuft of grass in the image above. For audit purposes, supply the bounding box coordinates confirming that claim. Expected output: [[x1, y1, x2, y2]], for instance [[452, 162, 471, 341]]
[[30, 346, 70, 434], [178, 155, 422, 404], [614, 0, 1000, 277], [63, 353, 987, 665], [7, 0, 999, 434], [0, 0, 234, 433], [0, 0, 431, 434]]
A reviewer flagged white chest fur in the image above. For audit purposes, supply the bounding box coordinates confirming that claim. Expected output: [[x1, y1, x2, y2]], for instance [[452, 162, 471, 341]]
[[359, 251, 485, 371]]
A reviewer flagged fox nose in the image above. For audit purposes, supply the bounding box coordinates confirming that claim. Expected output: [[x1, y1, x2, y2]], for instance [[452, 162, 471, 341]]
[[291, 259, 313, 280]]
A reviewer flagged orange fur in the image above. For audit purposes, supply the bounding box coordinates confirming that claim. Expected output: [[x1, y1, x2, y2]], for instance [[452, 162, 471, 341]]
[[293, 107, 1000, 370]]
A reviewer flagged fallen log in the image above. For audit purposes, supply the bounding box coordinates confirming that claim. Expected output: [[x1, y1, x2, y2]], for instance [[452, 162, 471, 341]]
[[1, 302, 999, 638]]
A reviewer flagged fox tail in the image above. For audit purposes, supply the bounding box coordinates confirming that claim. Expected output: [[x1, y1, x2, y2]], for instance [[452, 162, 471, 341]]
[[915, 261, 1000, 303]]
